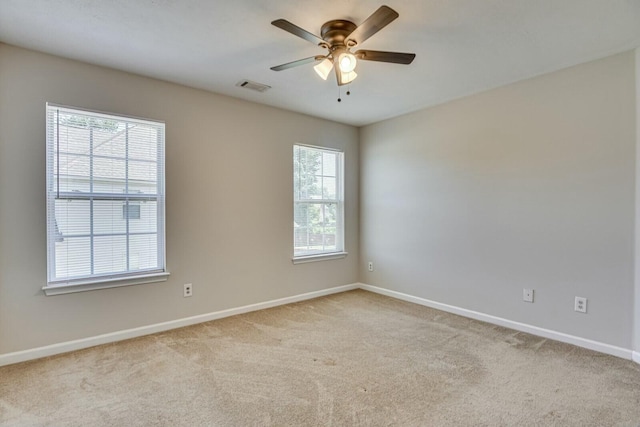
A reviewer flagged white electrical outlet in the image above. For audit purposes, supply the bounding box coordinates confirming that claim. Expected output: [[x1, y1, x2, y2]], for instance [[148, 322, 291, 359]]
[[368, 262, 374, 272], [184, 283, 193, 298], [574, 296, 587, 313], [523, 288, 534, 303]]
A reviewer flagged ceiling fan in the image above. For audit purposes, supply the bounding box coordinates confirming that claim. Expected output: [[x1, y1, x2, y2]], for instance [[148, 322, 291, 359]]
[[270, 5, 416, 89]]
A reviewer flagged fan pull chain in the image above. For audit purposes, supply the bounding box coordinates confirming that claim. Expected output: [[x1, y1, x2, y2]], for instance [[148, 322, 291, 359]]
[[338, 85, 353, 102]]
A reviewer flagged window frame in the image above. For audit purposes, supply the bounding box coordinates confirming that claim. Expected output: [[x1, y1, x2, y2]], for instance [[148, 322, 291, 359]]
[[43, 103, 169, 295], [292, 144, 347, 263]]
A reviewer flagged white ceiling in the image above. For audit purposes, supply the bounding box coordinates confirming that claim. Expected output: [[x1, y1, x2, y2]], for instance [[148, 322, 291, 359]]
[[1, 0, 639, 126]]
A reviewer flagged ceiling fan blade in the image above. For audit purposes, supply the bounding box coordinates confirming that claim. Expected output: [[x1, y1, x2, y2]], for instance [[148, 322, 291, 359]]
[[271, 56, 324, 71], [271, 19, 325, 46], [355, 50, 416, 64], [346, 6, 399, 46]]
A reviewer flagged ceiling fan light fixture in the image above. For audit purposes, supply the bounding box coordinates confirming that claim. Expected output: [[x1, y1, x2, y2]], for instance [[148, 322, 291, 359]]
[[337, 52, 357, 73], [270, 6, 415, 94], [341, 70, 357, 84], [313, 58, 334, 80]]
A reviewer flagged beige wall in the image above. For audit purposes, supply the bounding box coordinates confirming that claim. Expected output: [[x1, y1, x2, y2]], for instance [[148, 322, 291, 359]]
[[1, 43, 637, 357], [0, 44, 359, 354], [360, 52, 636, 348]]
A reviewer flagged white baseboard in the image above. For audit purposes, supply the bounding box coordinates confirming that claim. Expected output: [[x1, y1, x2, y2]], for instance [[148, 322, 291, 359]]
[[2, 282, 637, 366], [0, 283, 359, 367], [359, 283, 635, 361]]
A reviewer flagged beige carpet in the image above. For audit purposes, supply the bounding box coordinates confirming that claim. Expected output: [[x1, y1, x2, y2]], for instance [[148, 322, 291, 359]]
[[1, 289, 639, 426]]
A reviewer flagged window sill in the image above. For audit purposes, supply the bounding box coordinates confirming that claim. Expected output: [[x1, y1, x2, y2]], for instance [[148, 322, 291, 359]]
[[42, 272, 170, 296], [292, 252, 348, 264]]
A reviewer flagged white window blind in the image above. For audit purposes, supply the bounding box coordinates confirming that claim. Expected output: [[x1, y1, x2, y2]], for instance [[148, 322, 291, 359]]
[[293, 144, 344, 258], [45, 103, 166, 290]]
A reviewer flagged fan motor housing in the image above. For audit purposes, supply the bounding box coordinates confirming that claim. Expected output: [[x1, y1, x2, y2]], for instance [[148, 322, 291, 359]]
[[320, 20, 357, 47]]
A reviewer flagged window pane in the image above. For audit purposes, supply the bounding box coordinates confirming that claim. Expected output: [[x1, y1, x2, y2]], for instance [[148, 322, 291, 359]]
[[324, 203, 337, 227], [55, 199, 90, 236], [309, 176, 322, 199], [323, 177, 336, 200], [128, 179, 158, 195], [129, 201, 157, 233], [93, 125, 126, 158], [294, 202, 308, 228], [128, 160, 158, 192], [55, 237, 91, 279], [56, 120, 90, 155], [93, 200, 127, 235], [128, 125, 159, 161], [93, 157, 126, 193], [130, 234, 159, 270], [56, 153, 90, 192], [322, 152, 336, 176], [294, 202, 338, 255], [298, 149, 322, 199], [323, 227, 337, 251], [94, 235, 127, 274], [294, 227, 310, 252], [293, 145, 303, 199]]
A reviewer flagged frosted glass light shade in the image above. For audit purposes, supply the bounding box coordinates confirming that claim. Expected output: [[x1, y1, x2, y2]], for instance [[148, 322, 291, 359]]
[[338, 52, 357, 73], [341, 70, 357, 84], [314, 58, 333, 80]]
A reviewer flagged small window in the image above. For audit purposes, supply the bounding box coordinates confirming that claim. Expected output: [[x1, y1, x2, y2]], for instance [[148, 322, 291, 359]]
[[45, 103, 167, 293], [293, 144, 344, 260], [122, 203, 141, 220]]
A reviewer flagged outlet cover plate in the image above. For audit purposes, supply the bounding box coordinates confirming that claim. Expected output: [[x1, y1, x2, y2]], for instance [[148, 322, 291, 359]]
[[523, 288, 534, 303], [574, 296, 587, 313], [184, 283, 193, 298]]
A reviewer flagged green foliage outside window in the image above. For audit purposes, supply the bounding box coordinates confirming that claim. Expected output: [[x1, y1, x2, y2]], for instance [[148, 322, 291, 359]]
[[59, 114, 120, 133]]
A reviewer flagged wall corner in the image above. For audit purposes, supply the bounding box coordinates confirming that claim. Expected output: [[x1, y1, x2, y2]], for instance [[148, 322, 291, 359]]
[[634, 47, 640, 361]]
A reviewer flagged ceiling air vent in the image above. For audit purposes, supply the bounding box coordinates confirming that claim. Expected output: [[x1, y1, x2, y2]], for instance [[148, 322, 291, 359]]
[[236, 79, 271, 93]]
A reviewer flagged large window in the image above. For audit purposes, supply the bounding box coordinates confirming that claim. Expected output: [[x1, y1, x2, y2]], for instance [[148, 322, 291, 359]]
[[45, 104, 167, 294], [293, 144, 344, 260]]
